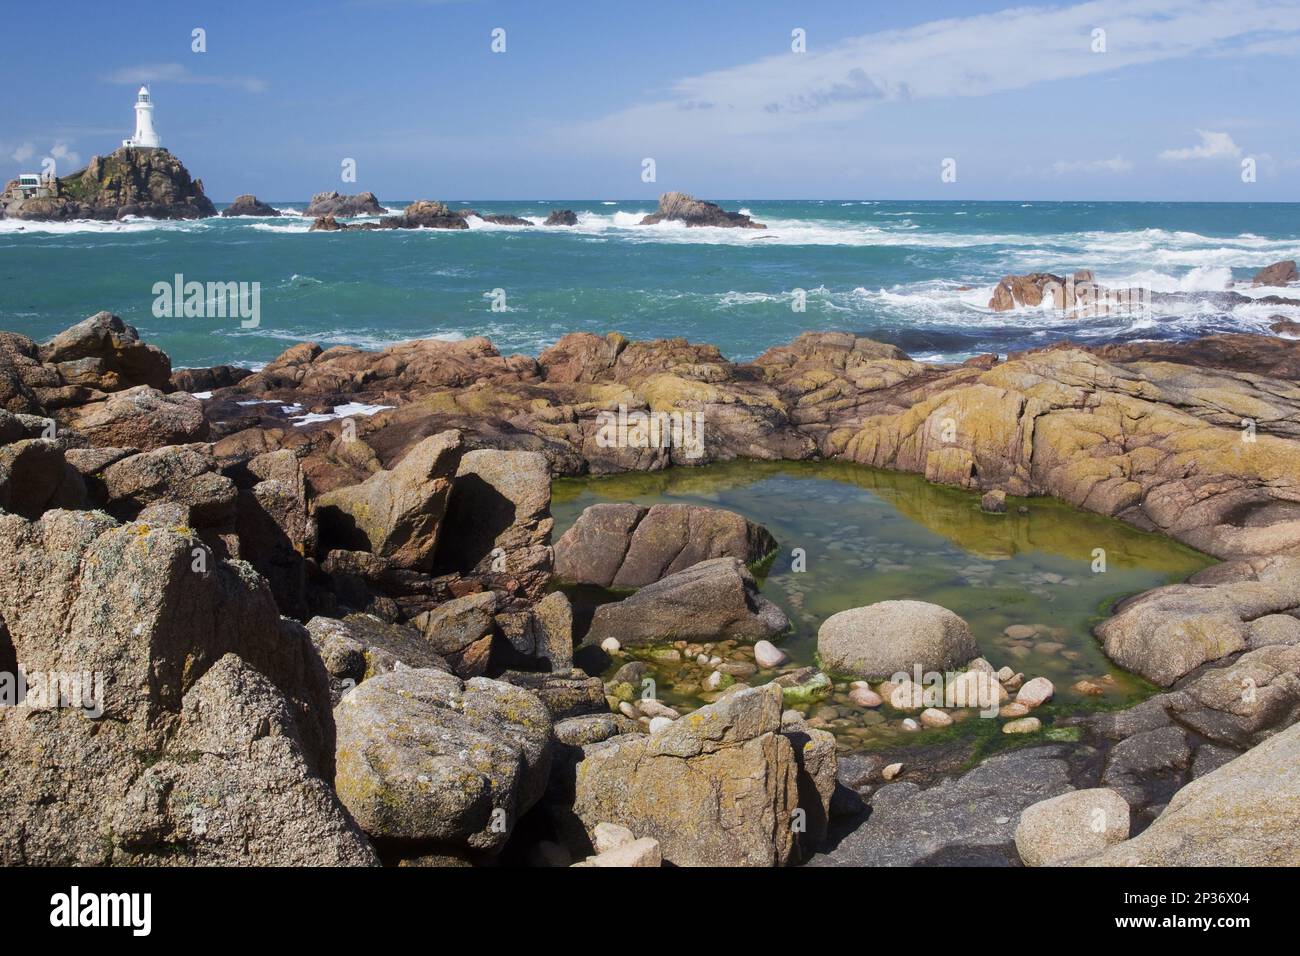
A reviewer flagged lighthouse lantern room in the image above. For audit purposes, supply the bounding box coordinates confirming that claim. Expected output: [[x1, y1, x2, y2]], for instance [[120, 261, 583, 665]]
[[122, 86, 161, 149]]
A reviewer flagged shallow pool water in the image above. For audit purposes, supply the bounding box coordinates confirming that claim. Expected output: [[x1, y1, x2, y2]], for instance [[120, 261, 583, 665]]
[[552, 461, 1214, 749]]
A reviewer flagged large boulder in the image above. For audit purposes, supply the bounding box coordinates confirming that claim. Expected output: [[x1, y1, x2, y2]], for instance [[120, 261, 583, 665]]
[[584, 556, 789, 646], [0, 333, 51, 414], [639, 192, 765, 229], [0, 508, 365, 864], [817, 600, 978, 679], [315, 430, 463, 570], [1075, 722, 1300, 865], [39, 312, 171, 392], [0, 439, 87, 518], [434, 448, 554, 600], [1096, 559, 1300, 686], [1168, 642, 1300, 747], [411, 591, 498, 676], [100, 443, 237, 527], [64, 386, 207, 450], [555, 502, 776, 589], [106, 654, 378, 865], [568, 684, 801, 866], [333, 667, 552, 851], [1015, 788, 1131, 866]]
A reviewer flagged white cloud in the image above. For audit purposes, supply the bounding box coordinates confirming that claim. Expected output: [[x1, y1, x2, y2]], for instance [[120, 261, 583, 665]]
[[1158, 130, 1243, 161], [5, 141, 80, 172], [103, 62, 267, 94], [49, 142, 81, 169], [565, 0, 1300, 147], [1049, 156, 1134, 175]]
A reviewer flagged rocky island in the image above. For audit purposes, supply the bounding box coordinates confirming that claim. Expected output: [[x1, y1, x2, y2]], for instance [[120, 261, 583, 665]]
[[0, 146, 216, 221]]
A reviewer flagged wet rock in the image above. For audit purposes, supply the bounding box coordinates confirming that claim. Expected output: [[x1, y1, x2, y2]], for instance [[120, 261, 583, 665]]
[[1003, 717, 1042, 734], [333, 668, 552, 851], [980, 489, 1007, 513], [543, 209, 578, 226], [639, 192, 765, 229], [920, 708, 953, 728], [584, 556, 788, 646], [849, 685, 882, 708], [382, 200, 469, 230], [817, 600, 977, 679], [303, 191, 384, 218], [1253, 259, 1297, 287], [776, 668, 832, 705], [754, 639, 787, 668], [1015, 788, 1130, 866], [555, 502, 775, 589], [1016, 676, 1055, 709], [1100, 725, 1193, 811], [222, 194, 278, 217], [988, 272, 1066, 311]]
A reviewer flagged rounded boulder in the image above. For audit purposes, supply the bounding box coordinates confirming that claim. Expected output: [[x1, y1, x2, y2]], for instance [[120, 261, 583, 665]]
[[817, 600, 978, 679]]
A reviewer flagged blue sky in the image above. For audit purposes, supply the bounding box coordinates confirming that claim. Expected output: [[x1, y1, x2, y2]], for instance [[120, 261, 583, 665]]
[[2, 0, 1298, 201]]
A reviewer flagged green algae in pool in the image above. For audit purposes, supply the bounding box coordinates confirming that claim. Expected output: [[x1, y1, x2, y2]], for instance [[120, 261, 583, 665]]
[[551, 461, 1214, 749]]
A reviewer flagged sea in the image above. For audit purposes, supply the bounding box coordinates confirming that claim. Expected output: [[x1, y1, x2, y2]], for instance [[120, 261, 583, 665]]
[[2, 199, 1297, 370]]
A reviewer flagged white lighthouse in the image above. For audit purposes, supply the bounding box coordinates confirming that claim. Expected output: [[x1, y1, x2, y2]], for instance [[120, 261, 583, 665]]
[[123, 86, 161, 149]]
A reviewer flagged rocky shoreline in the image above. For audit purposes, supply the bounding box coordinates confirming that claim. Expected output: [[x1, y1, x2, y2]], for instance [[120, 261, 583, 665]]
[[2, 308, 1299, 867]]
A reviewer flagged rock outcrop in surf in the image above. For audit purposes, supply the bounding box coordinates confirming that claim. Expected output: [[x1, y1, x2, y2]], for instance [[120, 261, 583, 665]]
[[0, 147, 216, 221], [639, 192, 765, 229]]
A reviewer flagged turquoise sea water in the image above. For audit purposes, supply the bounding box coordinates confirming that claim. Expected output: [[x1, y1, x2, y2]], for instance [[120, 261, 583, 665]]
[[2, 200, 1298, 369]]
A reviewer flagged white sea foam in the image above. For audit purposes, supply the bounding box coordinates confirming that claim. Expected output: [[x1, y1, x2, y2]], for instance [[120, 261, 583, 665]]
[[292, 402, 393, 426]]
